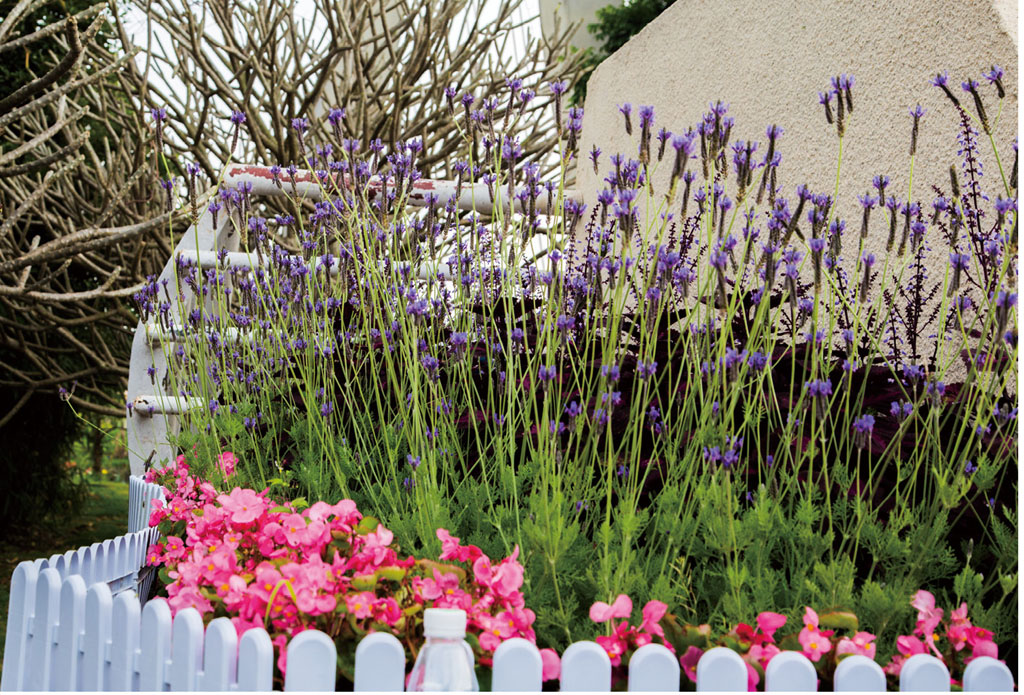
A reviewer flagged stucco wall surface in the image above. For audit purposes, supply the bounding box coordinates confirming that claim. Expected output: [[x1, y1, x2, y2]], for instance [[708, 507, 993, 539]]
[[578, 0, 1017, 241]]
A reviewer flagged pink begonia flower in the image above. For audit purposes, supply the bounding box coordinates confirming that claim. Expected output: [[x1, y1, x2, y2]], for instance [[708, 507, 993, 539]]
[[964, 627, 999, 663], [374, 597, 402, 626], [362, 525, 395, 565], [911, 590, 944, 657], [798, 607, 832, 662], [590, 594, 633, 623], [897, 634, 927, 657], [836, 631, 877, 657], [950, 602, 970, 624], [216, 487, 265, 525], [756, 611, 787, 641], [345, 591, 376, 619], [478, 614, 517, 651], [489, 552, 525, 600], [640, 600, 668, 639], [680, 646, 703, 682], [217, 451, 238, 477], [540, 648, 561, 681], [948, 622, 973, 651], [747, 643, 781, 669], [417, 568, 461, 600]]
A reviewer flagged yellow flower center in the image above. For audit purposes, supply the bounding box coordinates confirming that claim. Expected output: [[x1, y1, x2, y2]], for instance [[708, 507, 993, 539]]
[[810, 642, 818, 650]]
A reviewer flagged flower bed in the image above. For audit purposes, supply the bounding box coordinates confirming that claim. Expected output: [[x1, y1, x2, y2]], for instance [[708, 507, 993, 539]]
[[131, 64, 1017, 689]]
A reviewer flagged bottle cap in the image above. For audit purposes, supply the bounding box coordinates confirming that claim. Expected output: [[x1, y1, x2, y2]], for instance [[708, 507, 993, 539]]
[[423, 608, 467, 638]]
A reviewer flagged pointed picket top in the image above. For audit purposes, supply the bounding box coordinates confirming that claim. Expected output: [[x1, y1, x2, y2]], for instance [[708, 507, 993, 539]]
[[285, 629, 338, 691], [109, 589, 141, 690], [834, 654, 886, 691], [169, 607, 205, 690], [200, 618, 238, 691], [561, 640, 612, 691], [237, 627, 274, 691], [52, 574, 87, 691], [628, 642, 679, 692], [82, 582, 114, 691], [696, 647, 747, 692], [353, 631, 406, 691], [1, 561, 38, 691], [492, 637, 543, 692], [25, 567, 62, 691], [764, 650, 817, 691], [963, 655, 1015, 691], [900, 653, 950, 692], [139, 597, 173, 691]]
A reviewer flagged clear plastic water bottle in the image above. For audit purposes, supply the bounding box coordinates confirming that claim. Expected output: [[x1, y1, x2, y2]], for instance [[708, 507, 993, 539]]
[[407, 608, 480, 692]]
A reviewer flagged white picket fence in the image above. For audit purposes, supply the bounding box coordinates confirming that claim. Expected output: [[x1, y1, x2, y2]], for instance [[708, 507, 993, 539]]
[[2, 562, 1015, 692], [128, 474, 166, 534]]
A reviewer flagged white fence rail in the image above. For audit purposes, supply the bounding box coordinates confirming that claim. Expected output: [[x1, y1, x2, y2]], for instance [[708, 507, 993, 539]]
[[3, 566, 1015, 692]]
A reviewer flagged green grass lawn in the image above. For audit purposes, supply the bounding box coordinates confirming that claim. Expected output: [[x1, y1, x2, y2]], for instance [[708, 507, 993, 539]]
[[0, 479, 129, 670]]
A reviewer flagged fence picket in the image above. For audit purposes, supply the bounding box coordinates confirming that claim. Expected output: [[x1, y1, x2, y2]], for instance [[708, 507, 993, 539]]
[[90, 543, 105, 587], [169, 608, 205, 691], [52, 575, 87, 691], [109, 591, 141, 691], [284, 629, 337, 691], [236, 627, 274, 691], [560, 641, 611, 692], [696, 646, 747, 692], [25, 568, 61, 691], [200, 618, 238, 691], [764, 650, 816, 691], [900, 653, 950, 692], [1, 562, 38, 691], [139, 598, 173, 691], [81, 583, 113, 691], [962, 655, 1014, 691], [627, 643, 679, 692], [491, 637, 541, 692], [833, 654, 886, 691], [51, 554, 67, 580], [353, 631, 406, 692]]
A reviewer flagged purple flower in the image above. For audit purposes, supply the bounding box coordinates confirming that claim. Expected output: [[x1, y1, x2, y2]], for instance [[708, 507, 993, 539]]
[[601, 364, 620, 382], [548, 80, 569, 95], [407, 454, 421, 470], [983, 65, 1004, 84], [321, 401, 333, 419], [637, 361, 658, 379], [747, 351, 767, 371], [931, 71, 949, 87], [291, 117, 309, 133], [538, 365, 558, 383], [852, 414, 875, 449], [638, 104, 655, 128], [804, 379, 832, 417], [150, 107, 167, 122], [565, 401, 582, 419], [964, 460, 977, 475], [619, 103, 633, 134]]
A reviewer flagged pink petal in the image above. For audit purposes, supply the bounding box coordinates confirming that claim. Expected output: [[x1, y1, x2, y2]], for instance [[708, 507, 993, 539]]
[[610, 594, 633, 619], [756, 611, 787, 638], [680, 646, 703, 682], [540, 648, 561, 681]]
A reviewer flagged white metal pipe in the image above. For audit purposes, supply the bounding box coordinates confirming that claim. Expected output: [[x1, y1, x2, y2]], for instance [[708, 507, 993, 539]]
[[222, 164, 580, 215], [130, 395, 206, 417]]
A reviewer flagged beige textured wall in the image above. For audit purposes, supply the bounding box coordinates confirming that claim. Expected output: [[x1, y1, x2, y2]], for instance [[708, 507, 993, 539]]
[[578, 0, 1017, 240]]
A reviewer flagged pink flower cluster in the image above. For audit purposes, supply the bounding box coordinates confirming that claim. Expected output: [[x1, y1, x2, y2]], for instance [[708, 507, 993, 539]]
[[145, 454, 558, 680], [882, 590, 1000, 677], [587, 593, 672, 667], [679, 611, 792, 690], [421, 529, 561, 680]]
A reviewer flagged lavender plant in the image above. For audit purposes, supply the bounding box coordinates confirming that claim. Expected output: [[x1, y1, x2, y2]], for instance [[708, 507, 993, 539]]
[[133, 68, 1017, 659]]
